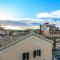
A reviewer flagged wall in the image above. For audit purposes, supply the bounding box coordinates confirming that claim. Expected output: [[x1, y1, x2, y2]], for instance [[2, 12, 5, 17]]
[[0, 35, 52, 60]]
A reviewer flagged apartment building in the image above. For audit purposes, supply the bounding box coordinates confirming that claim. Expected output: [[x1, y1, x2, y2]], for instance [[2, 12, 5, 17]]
[[0, 33, 52, 60]]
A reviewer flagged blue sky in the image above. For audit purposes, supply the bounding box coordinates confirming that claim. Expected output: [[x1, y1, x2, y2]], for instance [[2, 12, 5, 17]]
[[0, 0, 60, 29], [0, 0, 60, 18]]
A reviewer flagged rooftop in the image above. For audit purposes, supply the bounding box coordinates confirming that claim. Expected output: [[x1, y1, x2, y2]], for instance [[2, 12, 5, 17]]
[[0, 32, 53, 51]]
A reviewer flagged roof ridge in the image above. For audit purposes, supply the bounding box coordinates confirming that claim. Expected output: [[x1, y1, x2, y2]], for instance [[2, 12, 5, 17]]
[[0, 32, 53, 52], [31, 33, 53, 44]]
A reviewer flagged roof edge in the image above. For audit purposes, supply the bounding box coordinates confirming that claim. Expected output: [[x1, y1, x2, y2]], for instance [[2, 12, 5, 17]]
[[0, 32, 53, 52]]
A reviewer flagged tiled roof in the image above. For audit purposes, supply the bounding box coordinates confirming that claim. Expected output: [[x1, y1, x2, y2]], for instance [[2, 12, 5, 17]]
[[0, 32, 53, 51]]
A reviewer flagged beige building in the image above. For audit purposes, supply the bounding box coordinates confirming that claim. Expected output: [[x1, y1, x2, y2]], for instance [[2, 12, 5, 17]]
[[0, 33, 52, 60], [0, 27, 6, 35], [41, 25, 50, 35], [40, 23, 60, 38]]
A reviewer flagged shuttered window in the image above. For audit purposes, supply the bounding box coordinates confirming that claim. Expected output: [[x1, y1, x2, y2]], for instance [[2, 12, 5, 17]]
[[33, 50, 41, 58], [22, 52, 29, 60], [33, 51, 36, 57], [37, 50, 41, 56]]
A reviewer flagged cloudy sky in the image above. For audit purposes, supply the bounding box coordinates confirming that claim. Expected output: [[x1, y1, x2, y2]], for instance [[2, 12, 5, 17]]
[[0, 0, 60, 30]]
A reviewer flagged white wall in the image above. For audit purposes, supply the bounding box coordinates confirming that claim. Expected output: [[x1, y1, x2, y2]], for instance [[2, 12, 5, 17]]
[[0, 35, 52, 60]]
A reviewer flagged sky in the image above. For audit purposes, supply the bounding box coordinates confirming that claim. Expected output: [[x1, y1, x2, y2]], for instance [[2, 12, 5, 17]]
[[0, 0, 60, 18], [0, 0, 60, 30]]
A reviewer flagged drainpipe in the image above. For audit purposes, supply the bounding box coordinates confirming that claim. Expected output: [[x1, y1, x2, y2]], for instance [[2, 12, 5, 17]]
[[40, 24, 41, 35]]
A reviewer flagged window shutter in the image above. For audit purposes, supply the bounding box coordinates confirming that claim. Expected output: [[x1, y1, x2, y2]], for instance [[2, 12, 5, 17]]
[[27, 53, 29, 60], [33, 51, 36, 58], [37, 50, 41, 56], [22, 52, 29, 60]]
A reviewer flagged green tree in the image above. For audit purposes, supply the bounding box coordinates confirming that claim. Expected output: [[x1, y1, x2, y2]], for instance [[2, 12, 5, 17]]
[[9, 30, 14, 37]]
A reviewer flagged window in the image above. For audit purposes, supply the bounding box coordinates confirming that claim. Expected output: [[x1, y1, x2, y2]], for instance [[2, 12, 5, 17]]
[[22, 52, 29, 60], [33, 50, 41, 58], [33, 51, 36, 57], [37, 50, 41, 56]]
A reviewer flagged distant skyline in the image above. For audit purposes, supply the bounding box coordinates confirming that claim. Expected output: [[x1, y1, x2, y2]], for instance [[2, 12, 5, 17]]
[[0, 0, 60, 30]]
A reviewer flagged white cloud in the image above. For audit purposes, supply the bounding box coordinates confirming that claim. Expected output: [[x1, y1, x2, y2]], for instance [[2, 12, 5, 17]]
[[51, 10, 60, 18], [25, 18, 60, 29], [0, 13, 24, 21], [36, 10, 60, 18], [0, 10, 60, 30], [36, 13, 51, 18], [35, 10, 60, 28]]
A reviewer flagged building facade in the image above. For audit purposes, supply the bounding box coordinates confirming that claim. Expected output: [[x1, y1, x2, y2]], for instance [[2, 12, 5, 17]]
[[0, 33, 52, 60]]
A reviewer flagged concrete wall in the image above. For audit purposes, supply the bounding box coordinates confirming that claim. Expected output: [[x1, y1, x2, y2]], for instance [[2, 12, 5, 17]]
[[0, 35, 52, 60]]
